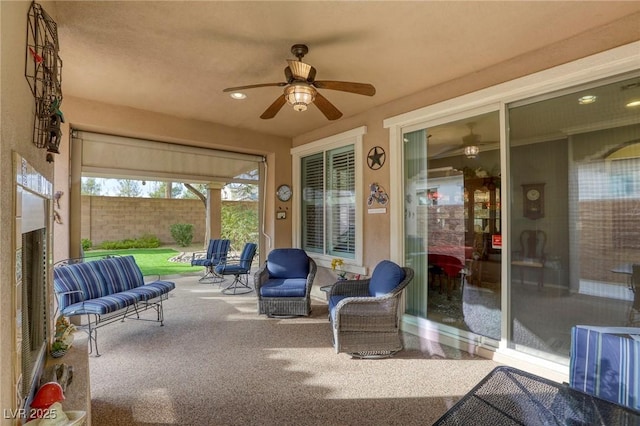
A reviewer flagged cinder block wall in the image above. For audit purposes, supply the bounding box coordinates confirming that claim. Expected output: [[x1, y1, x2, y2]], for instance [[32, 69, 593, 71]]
[[81, 196, 206, 245]]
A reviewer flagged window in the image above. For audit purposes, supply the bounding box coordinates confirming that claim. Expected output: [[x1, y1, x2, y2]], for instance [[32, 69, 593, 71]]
[[292, 127, 365, 269], [301, 145, 355, 257]]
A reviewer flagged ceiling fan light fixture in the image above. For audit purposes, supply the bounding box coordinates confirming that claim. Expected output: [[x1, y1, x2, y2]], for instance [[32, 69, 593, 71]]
[[464, 145, 480, 159], [229, 92, 247, 100], [285, 83, 316, 112]]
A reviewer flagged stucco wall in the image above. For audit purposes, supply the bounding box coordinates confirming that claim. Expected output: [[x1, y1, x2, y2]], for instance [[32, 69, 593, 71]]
[[1, 1, 59, 422], [80, 196, 257, 246], [81, 196, 206, 245]]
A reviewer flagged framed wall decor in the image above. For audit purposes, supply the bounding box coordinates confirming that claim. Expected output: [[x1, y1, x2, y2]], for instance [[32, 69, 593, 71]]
[[522, 183, 545, 220]]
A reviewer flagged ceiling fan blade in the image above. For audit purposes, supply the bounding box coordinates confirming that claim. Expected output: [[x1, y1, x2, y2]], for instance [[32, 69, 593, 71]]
[[223, 82, 286, 92], [313, 92, 343, 120], [260, 94, 287, 119], [286, 60, 313, 80], [313, 80, 376, 96]]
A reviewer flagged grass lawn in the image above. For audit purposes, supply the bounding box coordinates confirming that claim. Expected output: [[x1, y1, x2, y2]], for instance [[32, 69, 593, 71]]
[[84, 248, 202, 277]]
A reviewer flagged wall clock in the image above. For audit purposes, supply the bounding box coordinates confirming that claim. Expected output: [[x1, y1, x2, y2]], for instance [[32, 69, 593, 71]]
[[276, 184, 292, 202], [522, 183, 545, 220]]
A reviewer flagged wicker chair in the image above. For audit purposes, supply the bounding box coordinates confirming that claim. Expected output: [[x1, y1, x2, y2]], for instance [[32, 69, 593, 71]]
[[254, 248, 317, 317], [329, 260, 414, 358]]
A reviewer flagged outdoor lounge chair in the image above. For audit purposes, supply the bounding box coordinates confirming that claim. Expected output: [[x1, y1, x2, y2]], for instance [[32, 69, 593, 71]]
[[254, 248, 316, 317], [216, 242, 257, 295], [328, 260, 414, 358], [191, 238, 230, 283]]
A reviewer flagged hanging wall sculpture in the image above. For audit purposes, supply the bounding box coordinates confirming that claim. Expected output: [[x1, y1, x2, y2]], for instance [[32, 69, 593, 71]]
[[25, 1, 64, 160]]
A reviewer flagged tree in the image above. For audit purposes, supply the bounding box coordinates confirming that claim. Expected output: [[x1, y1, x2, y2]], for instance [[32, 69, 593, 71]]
[[225, 182, 258, 201], [81, 177, 102, 195], [149, 181, 182, 198], [116, 179, 142, 197]]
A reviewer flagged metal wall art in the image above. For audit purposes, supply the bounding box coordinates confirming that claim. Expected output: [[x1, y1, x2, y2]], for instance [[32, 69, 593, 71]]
[[367, 146, 386, 170], [367, 182, 389, 206], [25, 1, 64, 159]]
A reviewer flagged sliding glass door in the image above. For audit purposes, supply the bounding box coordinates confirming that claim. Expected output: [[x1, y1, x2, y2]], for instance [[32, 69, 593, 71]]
[[403, 111, 502, 339], [507, 73, 640, 362]]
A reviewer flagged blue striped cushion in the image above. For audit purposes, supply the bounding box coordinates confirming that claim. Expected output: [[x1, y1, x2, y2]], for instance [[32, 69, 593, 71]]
[[128, 281, 175, 301], [54, 261, 108, 309], [569, 326, 640, 411], [259, 278, 307, 297], [61, 291, 141, 315], [95, 256, 144, 292]]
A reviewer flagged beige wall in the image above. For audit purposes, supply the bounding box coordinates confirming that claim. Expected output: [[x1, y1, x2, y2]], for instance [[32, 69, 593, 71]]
[[1, 1, 59, 421]]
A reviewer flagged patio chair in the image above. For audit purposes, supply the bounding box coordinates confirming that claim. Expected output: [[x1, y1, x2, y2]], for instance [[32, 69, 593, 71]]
[[254, 248, 316, 317], [329, 260, 414, 358], [216, 242, 257, 295], [191, 239, 230, 283]]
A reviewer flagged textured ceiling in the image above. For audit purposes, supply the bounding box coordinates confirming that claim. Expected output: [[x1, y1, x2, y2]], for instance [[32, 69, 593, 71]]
[[54, 1, 640, 139]]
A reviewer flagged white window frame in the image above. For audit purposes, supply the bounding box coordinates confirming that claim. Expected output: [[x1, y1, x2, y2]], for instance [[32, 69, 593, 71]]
[[292, 126, 366, 275]]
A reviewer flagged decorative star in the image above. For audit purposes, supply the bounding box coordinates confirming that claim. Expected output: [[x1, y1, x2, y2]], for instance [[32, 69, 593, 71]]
[[367, 146, 386, 170]]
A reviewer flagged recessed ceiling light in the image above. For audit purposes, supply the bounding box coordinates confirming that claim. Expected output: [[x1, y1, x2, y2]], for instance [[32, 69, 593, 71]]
[[626, 99, 640, 108], [229, 92, 247, 100], [578, 95, 597, 105]]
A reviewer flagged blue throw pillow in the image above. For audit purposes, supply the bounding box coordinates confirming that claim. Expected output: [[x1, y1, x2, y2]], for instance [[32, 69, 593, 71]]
[[368, 260, 405, 297], [267, 248, 309, 279]]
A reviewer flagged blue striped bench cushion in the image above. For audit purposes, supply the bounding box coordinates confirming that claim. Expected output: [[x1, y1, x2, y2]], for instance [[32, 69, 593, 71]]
[[61, 291, 142, 315], [127, 281, 176, 301]]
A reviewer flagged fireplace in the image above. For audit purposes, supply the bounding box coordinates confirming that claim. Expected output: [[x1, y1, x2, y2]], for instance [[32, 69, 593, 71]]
[[14, 153, 53, 413]]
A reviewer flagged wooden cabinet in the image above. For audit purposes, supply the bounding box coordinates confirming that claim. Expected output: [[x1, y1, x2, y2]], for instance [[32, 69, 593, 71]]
[[465, 177, 500, 258]]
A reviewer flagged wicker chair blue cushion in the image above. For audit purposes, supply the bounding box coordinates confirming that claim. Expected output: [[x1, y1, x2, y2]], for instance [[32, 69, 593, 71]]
[[328, 261, 413, 357], [255, 248, 317, 317], [259, 249, 310, 297], [329, 260, 406, 322]]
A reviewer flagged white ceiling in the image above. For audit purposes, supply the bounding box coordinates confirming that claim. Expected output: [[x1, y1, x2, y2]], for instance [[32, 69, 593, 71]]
[[53, 1, 640, 140]]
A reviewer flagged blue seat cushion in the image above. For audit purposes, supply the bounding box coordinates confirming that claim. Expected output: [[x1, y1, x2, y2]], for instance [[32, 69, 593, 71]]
[[214, 264, 247, 275], [61, 291, 142, 316], [328, 295, 350, 322], [368, 260, 405, 297], [266, 249, 309, 279], [259, 278, 307, 297], [127, 281, 175, 301]]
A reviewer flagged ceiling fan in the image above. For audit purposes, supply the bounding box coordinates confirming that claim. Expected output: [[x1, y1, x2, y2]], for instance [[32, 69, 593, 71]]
[[223, 44, 376, 120]]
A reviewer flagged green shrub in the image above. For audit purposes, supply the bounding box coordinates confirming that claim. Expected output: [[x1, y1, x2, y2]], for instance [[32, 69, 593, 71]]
[[222, 203, 258, 249], [97, 234, 161, 250], [170, 223, 194, 247], [81, 239, 92, 251]]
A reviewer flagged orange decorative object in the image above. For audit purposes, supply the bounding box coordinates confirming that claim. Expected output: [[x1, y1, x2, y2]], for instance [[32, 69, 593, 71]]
[[31, 382, 65, 410]]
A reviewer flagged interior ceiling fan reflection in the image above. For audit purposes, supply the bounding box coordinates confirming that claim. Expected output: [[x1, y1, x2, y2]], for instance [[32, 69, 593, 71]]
[[435, 122, 497, 159], [223, 44, 376, 120]]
